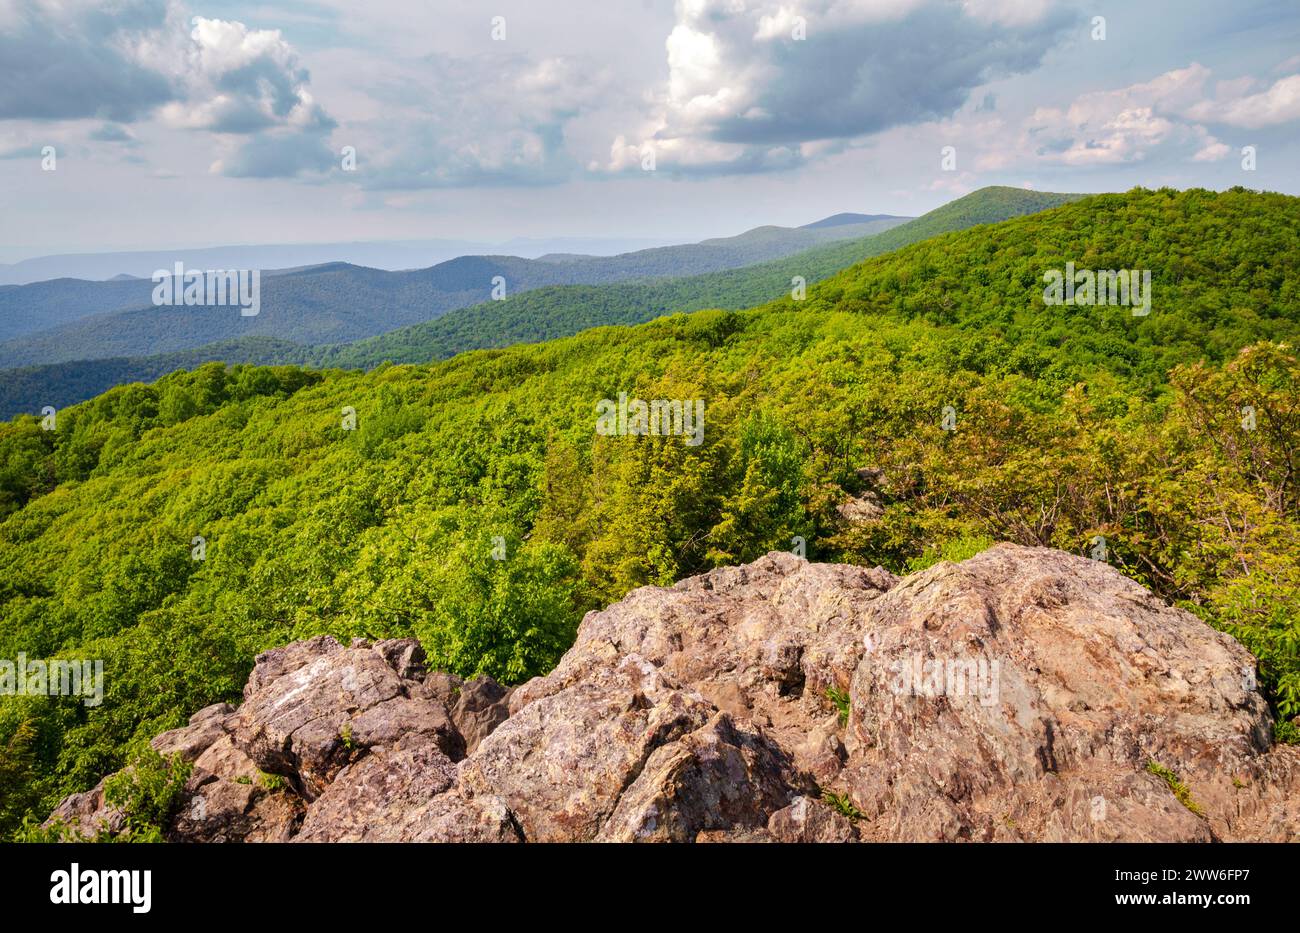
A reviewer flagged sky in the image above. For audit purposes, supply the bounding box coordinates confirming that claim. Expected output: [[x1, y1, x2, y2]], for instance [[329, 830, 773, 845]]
[[1, 0, 1298, 260]]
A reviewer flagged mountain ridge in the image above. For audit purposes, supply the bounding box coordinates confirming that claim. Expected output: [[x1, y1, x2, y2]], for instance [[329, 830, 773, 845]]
[[801, 212, 900, 229], [0, 187, 1073, 417], [0, 214, 909, 361]]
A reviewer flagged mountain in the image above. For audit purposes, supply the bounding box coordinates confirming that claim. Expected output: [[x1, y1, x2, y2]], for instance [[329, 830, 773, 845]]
[[39, 546, 1300, 842], [0, 236, 687, 286], [0, 187, 1065, 417], [0, 214, 909, 366], [313, 186, 1083, 370], [0, 276, 163, 342], [0, 264, 468, 346], [2, 186, 1298, 838], [801, 212, 899, 229]]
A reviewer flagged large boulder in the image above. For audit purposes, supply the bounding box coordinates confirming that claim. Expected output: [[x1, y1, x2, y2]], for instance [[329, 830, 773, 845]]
[[459, 655, 717, 841]]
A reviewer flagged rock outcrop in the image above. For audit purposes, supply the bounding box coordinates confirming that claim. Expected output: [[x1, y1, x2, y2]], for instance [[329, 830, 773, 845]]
[[47, 544, 1300, 842]]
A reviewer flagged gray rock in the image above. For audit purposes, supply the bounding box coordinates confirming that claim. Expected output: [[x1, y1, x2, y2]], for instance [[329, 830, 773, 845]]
[[226, 640, 408, 798], [459, 655, 715, 842], [346, 696, 463, 760], [398, 791, 523, 843], [150, 702, 234, 762], [596, 712, 802, 841]]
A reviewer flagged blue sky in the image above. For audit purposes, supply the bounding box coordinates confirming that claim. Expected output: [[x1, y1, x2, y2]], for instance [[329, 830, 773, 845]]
[[1, 0, 1298, 258]]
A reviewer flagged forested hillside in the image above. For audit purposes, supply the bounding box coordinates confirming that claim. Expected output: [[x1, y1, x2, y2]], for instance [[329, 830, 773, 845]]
[[0, 215, 906, 369], [315, 187, 1084, 369], [0, 187, 1071, 417], [0, 277, 161, 341], [1, 186, 1297, 838], [0, 339, 309, 422]]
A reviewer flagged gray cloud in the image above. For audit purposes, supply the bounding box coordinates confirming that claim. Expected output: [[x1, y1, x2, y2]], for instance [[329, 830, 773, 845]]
[[89, 123, 137, 143], [0, 2, 335, 158], [346, 53, 607, 190], [216, 128, 336, 178], [0, 0, 176, 121], [714, 6, 1074, 145]]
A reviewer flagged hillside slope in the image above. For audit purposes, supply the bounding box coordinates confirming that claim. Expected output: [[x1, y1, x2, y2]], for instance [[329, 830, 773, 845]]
[[0, 215, 907, 362], [1, 186, 1297, 837], [315, 186, 1085, 370], [0, 187, 1074, 417]]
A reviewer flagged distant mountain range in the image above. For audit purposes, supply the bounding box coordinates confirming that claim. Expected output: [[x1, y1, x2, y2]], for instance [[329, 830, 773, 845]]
[[0, 214, 908, 368], [313, 187, 1082, 371], [0, 189, 1081, 418], [0, 236, 694, 286], [800, 212, 899, 229]]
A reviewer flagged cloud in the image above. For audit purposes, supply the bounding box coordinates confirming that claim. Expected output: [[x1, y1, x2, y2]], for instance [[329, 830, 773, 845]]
[[1020, 65, 1201, 165], [1016, 63, 1300, 167], [599, 0, 1077, 176], [0, 2, 335, 177], [0, 0, 176, 121], [0, 122, 81, 159], [158, 17, 333, 135], [1184, 73, 1300, 129], [211, 128, 335, 177], [89, 123, 137, 143], [1185, 123, 1231, 163], [346, 54, 610, 190], [161, 15, 337, 179]]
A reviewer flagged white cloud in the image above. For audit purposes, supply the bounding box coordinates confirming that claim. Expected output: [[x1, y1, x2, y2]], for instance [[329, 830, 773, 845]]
[[159, 17, 332, 135], [599, 0, 1075, 176], [0, 2, 336, 177], [1018, 64, 1237, 166], [1190, 126, 1231, 162], [1185, 74, 1300, 129], [344, 53, 614, 189]]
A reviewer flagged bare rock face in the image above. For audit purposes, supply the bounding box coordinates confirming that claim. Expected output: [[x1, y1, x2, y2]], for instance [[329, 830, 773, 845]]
[[768, 796, 859, 842], [295, 743, 458, 842], [595, 711, 805, 842], [45, 545, 1300, 842]]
